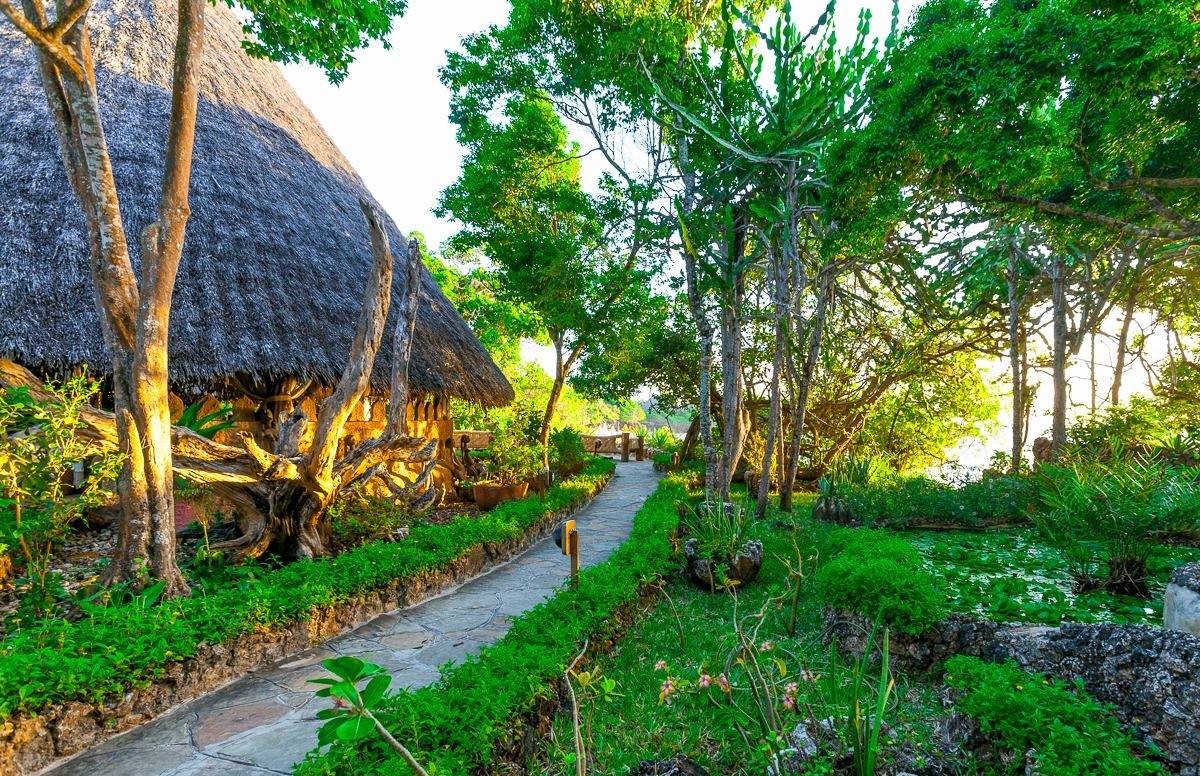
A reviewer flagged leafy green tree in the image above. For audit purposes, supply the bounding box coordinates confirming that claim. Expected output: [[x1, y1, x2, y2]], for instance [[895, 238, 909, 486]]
[[839, 0, 1200, 244], [439, 93, 659, 471]]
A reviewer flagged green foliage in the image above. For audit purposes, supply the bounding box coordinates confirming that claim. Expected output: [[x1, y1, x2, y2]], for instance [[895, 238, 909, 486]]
[[944, 656, 1163, 776], [0, 378, 122, 623], [0, 458, 614, 721], [1036, 454, 1200, 595], [644, 426, 680, 454], [910, 529, 1198, 626], [682, 499, 750, 562], [227, 0, 407, 84], [328, 491, 417, 552], [814, 530, 946, 634], [841, 474, 1037, 530], [478, 427, 543, 486], [1066, 396, 1200, 463], [838, 0, 1200, 244], [548, 426, 587, 476], [173, 399, 235, 440], [296, 470, 691, 775]]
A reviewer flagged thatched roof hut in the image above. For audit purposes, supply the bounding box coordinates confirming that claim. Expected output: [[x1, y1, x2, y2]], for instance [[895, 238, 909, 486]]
[[0, 0, 513, 408]]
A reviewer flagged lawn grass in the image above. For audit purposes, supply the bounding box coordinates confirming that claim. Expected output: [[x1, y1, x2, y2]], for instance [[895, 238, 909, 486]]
[[533, 490, 946, 775]]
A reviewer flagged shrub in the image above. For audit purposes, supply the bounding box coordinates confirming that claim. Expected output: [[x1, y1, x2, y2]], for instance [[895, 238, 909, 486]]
[[478, 427, 542, 485], [813, 529, 946, 634], [548, 426, 587, 476], [328, 491, 418, 551], [644, 425, 680, 453], [944, 656, 1163, 775], [0, 377, 122, 623], [1036, 454, 1200, 595], [682, 499, 751, 561], [841, 473, 1036, 529]]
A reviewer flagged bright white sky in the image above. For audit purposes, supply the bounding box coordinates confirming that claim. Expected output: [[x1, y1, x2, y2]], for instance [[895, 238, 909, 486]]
[[280, 0, 1159, 465]]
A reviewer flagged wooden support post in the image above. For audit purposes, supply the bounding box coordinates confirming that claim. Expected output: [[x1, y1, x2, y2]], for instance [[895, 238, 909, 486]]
[[621, 432, 631, 462], [635, 435, 645, 462], [569, 526, 579, 588]]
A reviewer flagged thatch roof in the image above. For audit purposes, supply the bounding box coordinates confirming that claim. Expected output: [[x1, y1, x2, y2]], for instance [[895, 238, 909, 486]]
[[0, 0, 513, 407]]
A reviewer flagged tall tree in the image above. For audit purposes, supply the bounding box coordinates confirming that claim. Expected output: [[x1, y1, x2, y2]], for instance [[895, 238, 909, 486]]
[[439, 95, 657, 472], [0, 0, 406, 593]]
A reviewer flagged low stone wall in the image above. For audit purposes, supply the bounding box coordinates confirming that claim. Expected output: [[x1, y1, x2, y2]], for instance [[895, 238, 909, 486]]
[[0, 472, 613, 776], [825, 611, 1200, 773]]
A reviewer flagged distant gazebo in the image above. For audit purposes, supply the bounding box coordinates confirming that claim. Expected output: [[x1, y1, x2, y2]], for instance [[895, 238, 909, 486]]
[[0, 0, 512, 488]]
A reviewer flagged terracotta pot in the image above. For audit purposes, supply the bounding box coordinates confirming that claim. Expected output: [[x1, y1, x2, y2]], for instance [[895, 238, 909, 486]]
[[472, 481, 529, 511]]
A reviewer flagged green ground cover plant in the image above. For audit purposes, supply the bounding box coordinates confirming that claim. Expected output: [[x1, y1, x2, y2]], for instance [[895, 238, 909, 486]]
[[0, 458, 615, 721], [296, 469, 691, 776], [907, 529, 1199, 625], [944, 656, 1164, 775], [813, 529, 947, 634]]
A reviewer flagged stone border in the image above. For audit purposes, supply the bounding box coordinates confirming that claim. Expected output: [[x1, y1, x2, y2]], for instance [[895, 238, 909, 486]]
[[824, 610, 1200, 772], [0, 470, 613, 776]]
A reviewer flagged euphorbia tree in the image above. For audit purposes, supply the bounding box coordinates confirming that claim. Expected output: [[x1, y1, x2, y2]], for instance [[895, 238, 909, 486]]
[[0, 0, 406, 592]]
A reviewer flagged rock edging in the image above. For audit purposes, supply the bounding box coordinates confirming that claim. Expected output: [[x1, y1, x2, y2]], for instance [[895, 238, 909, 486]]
[[824, 610, 1200, 773], [0, 471, 613, 776]]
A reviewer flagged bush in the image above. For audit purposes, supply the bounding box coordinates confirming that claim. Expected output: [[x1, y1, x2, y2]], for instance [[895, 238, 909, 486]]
[[1036, 454, 1200, 596], [840, 473, 1036, 529], [682, 499, 751, 561], [813, 529, 947, 634], [0, 458, 616, 721], [944, 656, 1163, 775], [295, 470, 693, 775], [548, 426, 587, 476], [645, 425, 680, 453], [328, 492, 418, 551], [478, 426, 543, 485]]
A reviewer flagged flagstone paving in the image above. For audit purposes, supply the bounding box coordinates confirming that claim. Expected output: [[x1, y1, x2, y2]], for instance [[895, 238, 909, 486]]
[[40, 460, 659, 776]]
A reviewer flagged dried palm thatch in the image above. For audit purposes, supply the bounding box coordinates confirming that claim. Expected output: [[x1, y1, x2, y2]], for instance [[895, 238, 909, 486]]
[[0, 0, 513, 407]]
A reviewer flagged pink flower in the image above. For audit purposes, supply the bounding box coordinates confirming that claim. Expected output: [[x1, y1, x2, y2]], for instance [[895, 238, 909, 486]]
[[659, 678, 675, 703], [782, 694, 796, 710], [759, 641, 775, 652], [785, 682, 799, 695], [698, 673, 712, 689], [716, 674, 731, 694], [654, 659, 668, 671]]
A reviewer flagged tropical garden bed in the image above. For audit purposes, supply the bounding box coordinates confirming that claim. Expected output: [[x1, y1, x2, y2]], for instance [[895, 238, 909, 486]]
[[0, 457, 614, 773]]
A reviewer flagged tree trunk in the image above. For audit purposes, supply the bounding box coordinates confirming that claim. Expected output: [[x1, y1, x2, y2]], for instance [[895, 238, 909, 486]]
[[755, 243, 786, 519], [780, 267, 831, 510], [714, 218, 748, 504], [1050, 254, 1069, 455], [538, 336, 571, 475], [1006, 242, 1024, 473], [1111, 284, 1138, 406], [677, 133, 717, 499]]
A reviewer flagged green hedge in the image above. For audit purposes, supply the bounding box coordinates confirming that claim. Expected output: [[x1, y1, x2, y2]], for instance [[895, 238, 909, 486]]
[[295, 471, 689, 775], [814, 528, 947, 633], [945, 656, 1163, 775], [0, 457, 615, 721]]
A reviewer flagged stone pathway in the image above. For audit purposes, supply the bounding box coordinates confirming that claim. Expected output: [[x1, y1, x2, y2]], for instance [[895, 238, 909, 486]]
[[40, 461, 659, 776]]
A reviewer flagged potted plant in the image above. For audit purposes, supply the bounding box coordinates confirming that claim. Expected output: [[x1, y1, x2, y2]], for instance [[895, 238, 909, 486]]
[[681, 500, 763, 591], [471, 429, 542, 510], [812, 475, 855, 524]]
